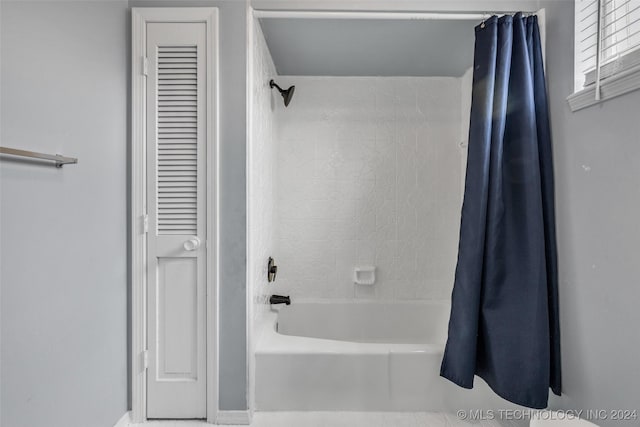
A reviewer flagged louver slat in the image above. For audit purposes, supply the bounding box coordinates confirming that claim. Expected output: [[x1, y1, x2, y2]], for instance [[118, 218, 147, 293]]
[[157, 45, 198, 235]]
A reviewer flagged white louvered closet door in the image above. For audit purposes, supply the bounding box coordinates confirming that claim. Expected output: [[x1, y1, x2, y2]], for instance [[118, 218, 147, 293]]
[[146, 21, 207, 419]]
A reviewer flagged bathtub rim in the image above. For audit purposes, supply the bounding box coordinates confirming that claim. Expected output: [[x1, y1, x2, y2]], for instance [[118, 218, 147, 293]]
[[256, 299, 450, 355]]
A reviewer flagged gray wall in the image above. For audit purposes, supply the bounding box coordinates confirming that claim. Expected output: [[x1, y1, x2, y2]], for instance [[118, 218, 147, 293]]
[[541, 1, 640, 425], [213, 0, 248, 411], [1, 3, 248, 427], [0, 2, 129, 427], [200, 0, 248, 411]]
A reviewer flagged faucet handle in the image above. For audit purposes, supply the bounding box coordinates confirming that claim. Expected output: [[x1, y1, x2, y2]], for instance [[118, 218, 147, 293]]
[[267, 257, 278, 282]]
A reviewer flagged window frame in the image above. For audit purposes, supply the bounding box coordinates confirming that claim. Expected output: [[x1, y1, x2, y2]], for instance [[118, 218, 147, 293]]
[[569, 0, 640, 111]]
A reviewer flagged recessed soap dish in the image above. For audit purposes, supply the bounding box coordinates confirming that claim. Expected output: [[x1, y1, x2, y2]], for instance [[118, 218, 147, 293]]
[[354, 266, 376, 285]]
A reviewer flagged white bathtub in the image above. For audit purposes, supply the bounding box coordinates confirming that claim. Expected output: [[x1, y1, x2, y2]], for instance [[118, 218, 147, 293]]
[[255, 300, 521, 412]]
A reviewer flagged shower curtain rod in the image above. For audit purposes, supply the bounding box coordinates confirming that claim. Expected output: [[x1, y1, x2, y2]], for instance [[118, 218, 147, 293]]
[[253, 10, 536, 21]]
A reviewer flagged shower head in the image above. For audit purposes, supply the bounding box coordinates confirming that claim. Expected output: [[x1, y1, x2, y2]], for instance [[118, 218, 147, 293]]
[[270, 79, 295, 107]]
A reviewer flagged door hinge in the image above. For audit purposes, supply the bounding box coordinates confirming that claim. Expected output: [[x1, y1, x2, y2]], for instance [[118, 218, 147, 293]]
[[143, 350, 149, 370], [142, 57, 149, 76], [142, 214, 149, 233]]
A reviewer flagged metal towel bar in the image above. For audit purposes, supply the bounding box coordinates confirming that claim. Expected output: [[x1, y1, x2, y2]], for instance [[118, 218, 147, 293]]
[[0, 146, 78, 168]]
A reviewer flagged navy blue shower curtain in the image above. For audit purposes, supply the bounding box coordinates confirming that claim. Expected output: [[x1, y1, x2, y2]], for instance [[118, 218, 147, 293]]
[[440, 13, 561, 409]]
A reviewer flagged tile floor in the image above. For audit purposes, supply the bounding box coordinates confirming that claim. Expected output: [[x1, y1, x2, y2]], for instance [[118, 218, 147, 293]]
[[131, 412, 514, 427]]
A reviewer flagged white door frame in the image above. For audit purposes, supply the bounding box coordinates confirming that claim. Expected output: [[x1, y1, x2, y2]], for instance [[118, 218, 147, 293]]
[[131, 7, 219, 423]]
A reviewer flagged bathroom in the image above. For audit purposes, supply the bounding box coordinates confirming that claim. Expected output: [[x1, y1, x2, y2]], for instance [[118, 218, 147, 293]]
[[1, 1, 640, 427]]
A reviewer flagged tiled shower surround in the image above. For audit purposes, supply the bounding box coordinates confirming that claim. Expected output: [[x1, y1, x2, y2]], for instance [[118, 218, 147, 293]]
[[269, 75, 471, 301], [249, 21, 277, 340]]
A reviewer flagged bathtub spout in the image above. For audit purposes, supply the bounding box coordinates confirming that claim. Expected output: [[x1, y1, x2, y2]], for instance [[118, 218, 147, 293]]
[[269, 295, 291, 305]]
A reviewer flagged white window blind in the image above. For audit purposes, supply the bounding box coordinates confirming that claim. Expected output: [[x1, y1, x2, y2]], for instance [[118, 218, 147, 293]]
[[577, 0, 640, 87]]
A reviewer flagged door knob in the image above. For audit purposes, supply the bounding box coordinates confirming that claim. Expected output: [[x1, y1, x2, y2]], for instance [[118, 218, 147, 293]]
[[184, 237, 201, 251]]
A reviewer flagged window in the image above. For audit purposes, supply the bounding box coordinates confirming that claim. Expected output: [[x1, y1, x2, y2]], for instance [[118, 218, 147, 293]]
[[569, 0, 640, 111]]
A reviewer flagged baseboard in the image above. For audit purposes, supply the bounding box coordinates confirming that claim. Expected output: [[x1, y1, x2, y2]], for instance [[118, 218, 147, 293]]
[[216, 410, 252, 425], [113, 411, 131, 427], [113, 408, 251, 425]]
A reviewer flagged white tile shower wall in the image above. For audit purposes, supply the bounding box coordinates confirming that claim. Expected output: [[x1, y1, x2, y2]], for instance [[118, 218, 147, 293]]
[[273, 76, 467, 301], [249, 21, 277, 342]]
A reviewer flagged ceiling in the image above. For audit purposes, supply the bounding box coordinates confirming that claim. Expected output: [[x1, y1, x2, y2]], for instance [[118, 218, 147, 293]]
[[259, 18, 477, 77]]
